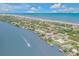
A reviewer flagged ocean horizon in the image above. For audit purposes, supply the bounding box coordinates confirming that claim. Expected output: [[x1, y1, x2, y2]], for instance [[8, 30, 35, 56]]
[[1, 13, 79, 24]]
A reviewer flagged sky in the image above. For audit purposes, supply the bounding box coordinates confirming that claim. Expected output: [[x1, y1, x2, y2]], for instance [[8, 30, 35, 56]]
[[0, 3, 79, 13]]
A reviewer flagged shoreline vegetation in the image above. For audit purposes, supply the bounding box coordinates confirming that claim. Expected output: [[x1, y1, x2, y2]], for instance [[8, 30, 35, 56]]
[[0, 14, 79, 56], [0, 14, 79, 25]]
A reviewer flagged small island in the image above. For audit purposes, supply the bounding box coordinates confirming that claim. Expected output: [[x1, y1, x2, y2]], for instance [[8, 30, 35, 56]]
[[0, 14, 79, 56]]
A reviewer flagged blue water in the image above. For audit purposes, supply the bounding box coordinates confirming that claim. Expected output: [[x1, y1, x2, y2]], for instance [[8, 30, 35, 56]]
[[0, 13, 78, 56], [12, 13, 79, 24], [0, 22, 66, 56]]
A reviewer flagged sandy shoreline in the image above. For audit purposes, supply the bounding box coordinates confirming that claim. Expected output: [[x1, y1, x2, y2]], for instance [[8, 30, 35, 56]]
[[0, 14, 79, 26], [0, 14, 79, 56]]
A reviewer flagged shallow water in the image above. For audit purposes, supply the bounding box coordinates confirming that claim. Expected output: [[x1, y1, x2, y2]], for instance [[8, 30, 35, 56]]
[[0, 22, 66, 56]]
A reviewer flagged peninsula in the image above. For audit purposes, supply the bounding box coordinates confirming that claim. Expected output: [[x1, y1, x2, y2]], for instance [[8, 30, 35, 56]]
[[0, 14, 79, 56]]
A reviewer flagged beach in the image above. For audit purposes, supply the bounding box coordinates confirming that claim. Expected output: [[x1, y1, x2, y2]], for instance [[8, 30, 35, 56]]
[[0, 14, 79, 56], [0, 14, 79, 25]]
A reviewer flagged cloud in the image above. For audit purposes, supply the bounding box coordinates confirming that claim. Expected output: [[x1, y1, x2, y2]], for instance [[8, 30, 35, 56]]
[[63, 7, 79, 13], [0, 3, 31, 13], [51, 7, 79, 13], [26, 7, 37, 13], [0, 4, 12, 12], [50, 3, 79, 13], [30, 7, 37, 11], [50, 3, 65, 9], [27, 6, 41, 13], [0, 3, 42, 13], [64, 7, 75, 11], [0, 3, 79, 13]]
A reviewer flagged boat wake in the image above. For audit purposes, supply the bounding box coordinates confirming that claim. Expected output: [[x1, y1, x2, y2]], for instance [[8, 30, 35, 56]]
[[21, 36, 31, 47]]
